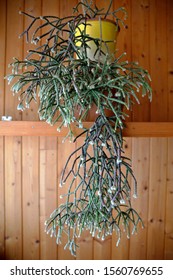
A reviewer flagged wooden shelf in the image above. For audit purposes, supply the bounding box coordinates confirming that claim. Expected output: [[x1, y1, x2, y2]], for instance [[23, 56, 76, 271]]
[[0, 121, 173, 137]]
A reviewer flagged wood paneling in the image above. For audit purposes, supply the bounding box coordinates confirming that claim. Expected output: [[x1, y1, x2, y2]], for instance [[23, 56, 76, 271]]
[[22, 0, 42, 121], [150, 0, 168, 121], [112, 138, 131, 260], [40, 136, 57, 260], [5, 136, 22, 260], [131, 0, 150, 121], [168, 0, 173, 121], [22, 136, 40, 259], [0, 0, 173, 260], [5, 0, 24, 120], [0, 137, 5, 259], [0, 0, 6, 259], [164, 138, 173, 259], [129, 138, 150, 259], [147, 138, 167, 259]]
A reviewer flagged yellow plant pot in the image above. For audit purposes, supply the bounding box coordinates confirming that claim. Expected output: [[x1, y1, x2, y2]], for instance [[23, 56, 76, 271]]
[[75, 19, 119, 61]]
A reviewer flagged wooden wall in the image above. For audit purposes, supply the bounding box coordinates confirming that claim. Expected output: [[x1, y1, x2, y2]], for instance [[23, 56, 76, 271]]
[[0, 0, 173, 260]]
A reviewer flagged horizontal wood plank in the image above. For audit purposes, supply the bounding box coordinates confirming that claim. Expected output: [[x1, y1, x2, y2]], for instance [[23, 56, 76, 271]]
[[0, 121, 173, 137]]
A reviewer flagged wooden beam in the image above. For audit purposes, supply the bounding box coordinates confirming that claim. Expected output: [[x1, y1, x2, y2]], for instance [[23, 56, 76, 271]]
[[0, 121, 173, 137]]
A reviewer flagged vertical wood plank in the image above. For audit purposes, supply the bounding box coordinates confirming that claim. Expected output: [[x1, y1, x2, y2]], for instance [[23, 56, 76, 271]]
[[0, 137, 5, 259], [22, 136, 40, 259], [114, 0, 132, 55], [131, 0, 150, 121], [40, 136, 58, 260], [147, 138, 167, 259], [167, 0, 173, 121], [60, 0, 77, 17], [0, 0, 6, 260], [57, 137, 76, 260], [129, 138, 150, 259], [22, 0, 42, 121], [94, 238, 112, 260], [0, 0, 6, 117], [111, 138, 131, 260], [150, 0, 168, 121], [114, 0, 132, 121], [5, 0, 24, 120], [5, 136, 22, 259], [164, 138, 173, 259], [4, 1, 23, 259]]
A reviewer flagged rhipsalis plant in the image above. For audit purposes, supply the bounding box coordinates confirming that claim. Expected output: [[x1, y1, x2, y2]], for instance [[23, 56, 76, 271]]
[[6, 0, 152, 256], [45, 115, 143, 255]]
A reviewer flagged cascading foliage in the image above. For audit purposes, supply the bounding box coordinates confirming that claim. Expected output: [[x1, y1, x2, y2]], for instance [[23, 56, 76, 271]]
[[6, 0, 152, 256], [45, 115, 143, 255]]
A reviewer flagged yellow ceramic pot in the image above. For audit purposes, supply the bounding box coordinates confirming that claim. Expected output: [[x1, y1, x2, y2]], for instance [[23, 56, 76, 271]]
[[75, 19, 119, 61]]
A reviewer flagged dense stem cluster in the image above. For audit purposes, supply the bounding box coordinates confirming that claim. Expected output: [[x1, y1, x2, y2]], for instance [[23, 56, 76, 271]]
[[7, 6, 151, 139], [45, 115, 143, 256]]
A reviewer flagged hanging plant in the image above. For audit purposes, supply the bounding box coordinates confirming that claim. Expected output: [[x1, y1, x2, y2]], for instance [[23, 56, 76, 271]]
[[6, 0, 152, 256]]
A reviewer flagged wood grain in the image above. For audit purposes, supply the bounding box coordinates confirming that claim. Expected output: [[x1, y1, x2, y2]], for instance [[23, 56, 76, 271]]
[[22, 136, 40, 259], [5, 0, 24, 120], [147, 138, 167, 259], [0, 121, 173, 137], [40, 136, 58, 260], [129, 138, 150, 259], [131, 0, 150, 121], [168, 0, 173, 121], [5, 136, 22, 259], [164, 138, 173, 259], [0, 0, 6, 116], [150, 0, 168, 121], [0, 137, 5, 259], [112, 138, 131, 259], [0, 0, 6, 260], [22, 0, 42, 121], [114, 0, 132, 121]]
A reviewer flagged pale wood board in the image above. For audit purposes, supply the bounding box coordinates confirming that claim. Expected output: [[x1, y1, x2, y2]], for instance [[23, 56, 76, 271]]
[[5, 136, 22, 259], [147, 138, 167, 259], [22, 136, 40, 259], [129, 138, 150, 259], [40, 136, 58, 260], [0, 137, 5, 259], [164, 138, 173, 259], [0, 0, 6, 260]]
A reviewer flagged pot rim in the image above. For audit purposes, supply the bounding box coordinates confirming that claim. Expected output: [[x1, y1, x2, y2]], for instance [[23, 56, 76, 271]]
[[83, 18, 120, 32]]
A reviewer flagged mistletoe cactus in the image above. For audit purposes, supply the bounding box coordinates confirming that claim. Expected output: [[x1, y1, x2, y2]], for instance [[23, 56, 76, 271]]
[[45, 115, 143, 255], [6, 0, 152, 256]]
